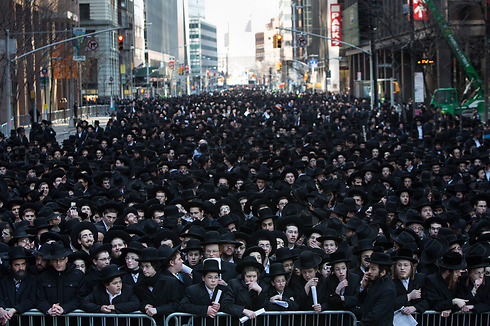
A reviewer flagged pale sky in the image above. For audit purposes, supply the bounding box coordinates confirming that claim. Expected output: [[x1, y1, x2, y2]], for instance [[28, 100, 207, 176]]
[[205, 0, 279, 57]]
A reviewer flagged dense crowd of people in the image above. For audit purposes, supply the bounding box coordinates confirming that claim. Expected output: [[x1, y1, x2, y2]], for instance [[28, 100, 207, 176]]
[[0, 90, 489, 326]]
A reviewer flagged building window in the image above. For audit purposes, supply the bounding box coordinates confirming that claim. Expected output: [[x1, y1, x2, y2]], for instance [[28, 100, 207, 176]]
[[80, 4, 90, 20]]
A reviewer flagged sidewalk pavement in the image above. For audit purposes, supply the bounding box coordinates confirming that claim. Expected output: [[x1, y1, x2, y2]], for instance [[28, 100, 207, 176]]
[[24, 115, 111, 143]]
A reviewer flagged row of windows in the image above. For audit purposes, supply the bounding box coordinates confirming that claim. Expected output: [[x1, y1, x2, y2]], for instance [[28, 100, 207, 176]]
[[190, 44, 217, 52], [190, 34, 216, 42], [189, 23, 216, 34]]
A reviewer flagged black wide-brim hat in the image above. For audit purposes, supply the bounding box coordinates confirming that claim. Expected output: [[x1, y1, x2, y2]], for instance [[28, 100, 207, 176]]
[[89, 243, 112, 261], [44, 240, 73, 260], [274, 247, 298, 262], [181, 238, 202, 252], [328, 250, 351, 266], [275, 215, 305, 237], [153, 229, 181, 248], [103, 229, 132, 246], [437, 251, 467, 270], [157, 244, 179, 266], [268, 262, 290, 277], [120, 241, 145, 259], [201, 230, 226, 245], [137, 247, 161, 262], [294, 250, 322, 270], [236, 256, 264, 274], [100, 264, 126, 282], [71, 221, 98, 250], [318, 228, 342, 244], [465, 255, 489, 270], [366, 252, 395, 265], [420, 238, 449, 265], [5, 246, 31, 260], [195, 259, 223, 274], [391, 248, 418, 263]]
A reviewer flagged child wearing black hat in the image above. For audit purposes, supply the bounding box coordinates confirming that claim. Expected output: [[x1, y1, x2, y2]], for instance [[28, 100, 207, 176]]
[[264, 263, 299, 311], [180, 259, 226, 319]]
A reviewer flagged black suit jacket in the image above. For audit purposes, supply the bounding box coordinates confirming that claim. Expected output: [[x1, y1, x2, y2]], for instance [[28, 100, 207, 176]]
[[221, 278, 268, 317], [425, 273, 458, 312], [0, 273, 37, 313], [162, 269, 193, 292], [393, 273, 429, 313], [80, 284, 140, 313], [455, 275, 490, 314], [358, 274, 396, 326], [324, 272, 361, 312], [180, 283, 227, 317], [134, 273, 182, 316]]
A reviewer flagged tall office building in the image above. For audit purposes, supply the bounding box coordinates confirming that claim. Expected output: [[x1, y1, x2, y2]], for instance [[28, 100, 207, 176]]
[[189, 17, 218, 90]]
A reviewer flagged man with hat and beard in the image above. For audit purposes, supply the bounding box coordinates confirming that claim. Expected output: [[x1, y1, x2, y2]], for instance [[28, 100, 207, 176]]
[[37, 241, 86, 316], [134, 247, 182, 322], [0, 247, 38, 323], [71, 221, 98, 255], [357, 252, 396, 326]]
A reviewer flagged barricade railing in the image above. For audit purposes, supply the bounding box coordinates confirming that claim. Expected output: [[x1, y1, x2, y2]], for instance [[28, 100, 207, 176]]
[[415, 310, 490, 326], [9, 309, 157, 326], [16, 105, 111, 128], [165, 310, 358, 326]]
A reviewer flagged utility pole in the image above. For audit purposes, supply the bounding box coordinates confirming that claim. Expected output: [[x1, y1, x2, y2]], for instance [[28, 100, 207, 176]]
[[6, 30, 12, 135], [410, 0, 416, 119], [371, 0, 378, 109]]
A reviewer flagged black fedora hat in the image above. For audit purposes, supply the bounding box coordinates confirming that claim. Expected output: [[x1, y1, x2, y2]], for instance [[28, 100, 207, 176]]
[[5, 246, 31, 260], [275, 215, 305, 237], [120, 241, 145, 259], [294, 250, 322, 270], [99, 264, 126, 282], [318, 229, 342, 244], [153, 229, 181, 248], [89, 243, 112, 261], [420, 238, 449, 264], [137, 247, 161, 262], [236, 256, 264, 274], [391, 230, 416, 247], [157, 244, 179, 266], [328, 250, 351, 266], [326, 217, 348, 236], [274, 247, 298, 262], [33, 243, 51, 257], [366, 252, 395, 265], [351, 223, 378, 246], [353, 239, 376, 255], [182, 224, 206, 241], [103, 230, 132, 246], [391, 248, 417, 263], [195, 259, 223, 274], [201, 231, 225, 245], [44, 240, 73, 260], [437, 251, 466, 270], [268, 262, 289, 277], [181, 238, 202, 253], [465, 255, 488, 270]]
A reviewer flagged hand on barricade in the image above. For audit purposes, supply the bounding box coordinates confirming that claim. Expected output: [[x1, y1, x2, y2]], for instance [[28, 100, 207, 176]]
[[312, 304, 322, 313], [401, 306, 416, 315], [145, 304, 157, 316], [441, 310, 451, 318], [243, 309, 256, 319]]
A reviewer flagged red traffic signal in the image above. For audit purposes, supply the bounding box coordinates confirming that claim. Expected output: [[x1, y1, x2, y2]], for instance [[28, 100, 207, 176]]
[[276, 34, 282, 48], [118, 35, 124, 51]]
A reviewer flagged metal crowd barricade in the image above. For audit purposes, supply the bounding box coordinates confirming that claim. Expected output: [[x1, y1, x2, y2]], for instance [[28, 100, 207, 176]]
[[165, 310, 358, 326], [11, 309, 157, 326], [415, 310, 490, 326]]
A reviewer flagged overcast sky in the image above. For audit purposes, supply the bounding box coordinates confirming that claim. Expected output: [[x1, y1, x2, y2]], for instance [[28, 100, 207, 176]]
[[205, 0, 279, 56]]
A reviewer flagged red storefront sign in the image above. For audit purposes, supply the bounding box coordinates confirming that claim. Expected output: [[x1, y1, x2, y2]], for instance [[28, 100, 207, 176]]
[[330, 4, 342, 46]]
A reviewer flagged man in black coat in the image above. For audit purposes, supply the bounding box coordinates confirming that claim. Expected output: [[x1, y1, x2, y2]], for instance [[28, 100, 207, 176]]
[[0, 247, 37, 323], [37, 241, 86, 316], [134, 248, 182, 322], [358, 252, 397, 326]]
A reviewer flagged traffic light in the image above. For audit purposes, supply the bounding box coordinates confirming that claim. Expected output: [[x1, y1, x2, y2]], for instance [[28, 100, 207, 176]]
[[178, 66, 184, 75], [118, 35, 124, 51], [275, 62, 282, 71], [273, 34, 277, 48], [276, 34, 282, 48]]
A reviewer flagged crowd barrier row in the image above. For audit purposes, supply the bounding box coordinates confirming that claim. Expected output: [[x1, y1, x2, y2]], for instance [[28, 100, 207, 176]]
[[6, 309, 157, 326], [4, 309, 489, 326]]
